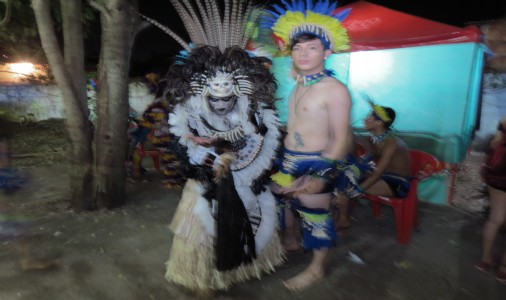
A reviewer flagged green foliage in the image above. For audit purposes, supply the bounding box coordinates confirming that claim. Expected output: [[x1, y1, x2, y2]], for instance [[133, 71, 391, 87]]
[[0, 0, 42, 63], [0, 0, 99, 64]]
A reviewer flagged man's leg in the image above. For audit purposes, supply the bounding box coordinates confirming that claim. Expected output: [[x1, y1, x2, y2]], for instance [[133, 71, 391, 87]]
[[283, 193, 336, 290], [332, 193, 351, 230], [363, 179, 395, 197], [283, 247, 329, 291], [281, 205, 301, 251], [270, 182, 301, 251]]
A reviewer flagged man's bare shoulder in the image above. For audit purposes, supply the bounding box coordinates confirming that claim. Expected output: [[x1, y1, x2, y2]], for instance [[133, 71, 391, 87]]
[[393, 135, 409, 148], [316, 76, 351, 103], [316, 77, 348, 93], [319, 76, 347, 89]]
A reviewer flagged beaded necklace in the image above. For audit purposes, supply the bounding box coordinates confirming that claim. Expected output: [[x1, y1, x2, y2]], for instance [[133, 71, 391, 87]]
[[371, 130, 392, 145], [296, 69, 334, 86]]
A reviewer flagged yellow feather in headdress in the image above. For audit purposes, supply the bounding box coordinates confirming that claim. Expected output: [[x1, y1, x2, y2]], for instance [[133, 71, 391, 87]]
[[373, 105, 392, 123], [272, 11, 349, 52], [265, 0, 351, 53]]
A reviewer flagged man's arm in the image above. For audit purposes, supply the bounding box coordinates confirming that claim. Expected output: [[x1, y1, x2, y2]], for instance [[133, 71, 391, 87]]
[[321, 82, 352, 161], [360, 138, 397, 191]]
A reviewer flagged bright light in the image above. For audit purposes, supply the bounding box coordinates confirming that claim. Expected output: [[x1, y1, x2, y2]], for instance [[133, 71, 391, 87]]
[[10, 63, 35, 75], [350, 51, 394, 88]]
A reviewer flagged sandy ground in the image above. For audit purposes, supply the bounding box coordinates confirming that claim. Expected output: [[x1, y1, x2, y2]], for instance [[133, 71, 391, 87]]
[[1, 121, 505, 300]]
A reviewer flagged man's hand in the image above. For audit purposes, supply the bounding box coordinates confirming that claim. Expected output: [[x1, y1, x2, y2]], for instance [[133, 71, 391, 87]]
[[280, 175, 327, 198], [184, 134, 216, 147]]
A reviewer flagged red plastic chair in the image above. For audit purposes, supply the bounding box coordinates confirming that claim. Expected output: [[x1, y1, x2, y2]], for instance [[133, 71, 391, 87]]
[[137, 144, 161, 172], [363, 149, 441, 244]]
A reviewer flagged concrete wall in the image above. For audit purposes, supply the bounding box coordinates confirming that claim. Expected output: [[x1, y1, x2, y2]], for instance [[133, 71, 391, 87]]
[[0, 82, 155, 121], [1, 77, 505, 143]]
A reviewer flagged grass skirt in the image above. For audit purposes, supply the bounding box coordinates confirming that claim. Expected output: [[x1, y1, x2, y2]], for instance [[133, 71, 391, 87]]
[[165, 179, 285, 293]]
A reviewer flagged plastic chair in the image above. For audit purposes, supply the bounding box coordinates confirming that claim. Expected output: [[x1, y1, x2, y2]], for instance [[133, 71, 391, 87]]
[[136, 144, 161, 172], [363, 149, 441, 244]]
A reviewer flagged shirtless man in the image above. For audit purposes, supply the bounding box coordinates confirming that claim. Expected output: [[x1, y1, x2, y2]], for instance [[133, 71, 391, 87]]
[[358, 105, 411, 197], [334, 105, 412, 229], [270, 32, 353, 290]]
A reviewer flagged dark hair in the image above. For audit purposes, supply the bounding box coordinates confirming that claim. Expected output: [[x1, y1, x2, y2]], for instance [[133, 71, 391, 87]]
[[383, 107, 396, 128], [289, 33, 324, 50]]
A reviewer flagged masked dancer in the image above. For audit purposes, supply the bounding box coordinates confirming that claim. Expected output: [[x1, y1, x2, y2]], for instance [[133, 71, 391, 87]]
[[141, 0, 285, 296]]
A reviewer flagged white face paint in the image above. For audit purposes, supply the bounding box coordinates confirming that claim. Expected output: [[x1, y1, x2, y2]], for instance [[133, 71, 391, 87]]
[[208, 96, 237, 115], [207, 71, 235, 98]]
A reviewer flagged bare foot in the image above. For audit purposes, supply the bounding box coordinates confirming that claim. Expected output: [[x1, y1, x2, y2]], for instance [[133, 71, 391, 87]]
[[283, 268, 324, 291]]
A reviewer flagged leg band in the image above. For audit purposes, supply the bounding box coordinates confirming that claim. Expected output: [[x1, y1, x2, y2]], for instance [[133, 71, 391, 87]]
[[294, 205, 338, 250]]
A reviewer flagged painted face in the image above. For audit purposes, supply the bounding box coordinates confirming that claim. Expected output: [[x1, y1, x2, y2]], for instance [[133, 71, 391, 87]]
[[291, 39, 330, 75], [207, 71, 235, 98], [208, 96, 237, 115]]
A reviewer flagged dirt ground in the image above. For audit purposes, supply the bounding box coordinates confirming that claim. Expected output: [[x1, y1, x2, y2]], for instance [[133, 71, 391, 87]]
[[1, 120, 505, 300]]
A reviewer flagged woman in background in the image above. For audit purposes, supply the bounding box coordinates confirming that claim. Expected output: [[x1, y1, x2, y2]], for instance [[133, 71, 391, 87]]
[[476, 116, 506, 284]]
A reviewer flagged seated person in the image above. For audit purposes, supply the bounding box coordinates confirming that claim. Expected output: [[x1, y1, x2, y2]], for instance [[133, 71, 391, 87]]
[[334, 105, 411, 229]]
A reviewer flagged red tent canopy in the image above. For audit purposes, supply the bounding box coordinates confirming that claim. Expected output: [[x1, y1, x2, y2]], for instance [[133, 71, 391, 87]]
[[336, 1, 483, 51]]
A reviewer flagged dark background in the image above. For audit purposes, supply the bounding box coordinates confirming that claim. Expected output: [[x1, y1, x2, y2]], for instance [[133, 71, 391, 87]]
[[130, 0, 506, 76]]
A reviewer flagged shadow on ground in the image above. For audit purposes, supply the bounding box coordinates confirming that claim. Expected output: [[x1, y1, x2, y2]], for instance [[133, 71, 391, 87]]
[[1, 121, 505, 299], [1, 164, 505, 300]]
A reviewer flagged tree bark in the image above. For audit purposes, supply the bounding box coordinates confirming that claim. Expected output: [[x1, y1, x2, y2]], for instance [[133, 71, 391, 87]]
[[32, 0, 94, 211], [93, 0, 139, 208]]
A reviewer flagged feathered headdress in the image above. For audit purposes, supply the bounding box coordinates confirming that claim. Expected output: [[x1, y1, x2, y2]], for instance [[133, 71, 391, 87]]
[[261, 0, 351, 52], [362, 92, 395, 125], [139, 0, 261, 53]]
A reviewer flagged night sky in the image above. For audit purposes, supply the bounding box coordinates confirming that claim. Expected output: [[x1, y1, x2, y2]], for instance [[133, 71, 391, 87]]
[[131, 0, 505, 76]]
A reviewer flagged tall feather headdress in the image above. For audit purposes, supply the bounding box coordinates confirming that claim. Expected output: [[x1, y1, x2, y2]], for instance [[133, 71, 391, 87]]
[[140, 1, 278, 108], [139, 0, 261, 53], [261, 0, 352, 52]]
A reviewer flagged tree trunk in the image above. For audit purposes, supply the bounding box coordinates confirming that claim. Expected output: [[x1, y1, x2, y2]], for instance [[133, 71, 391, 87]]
[[32, 0, 94, 211], [93, 0, 139, 208]]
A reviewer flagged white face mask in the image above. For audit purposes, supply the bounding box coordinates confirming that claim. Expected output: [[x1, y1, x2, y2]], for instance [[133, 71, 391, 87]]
[[207, 71, 235, 98], [207, 96, 237, 115]]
